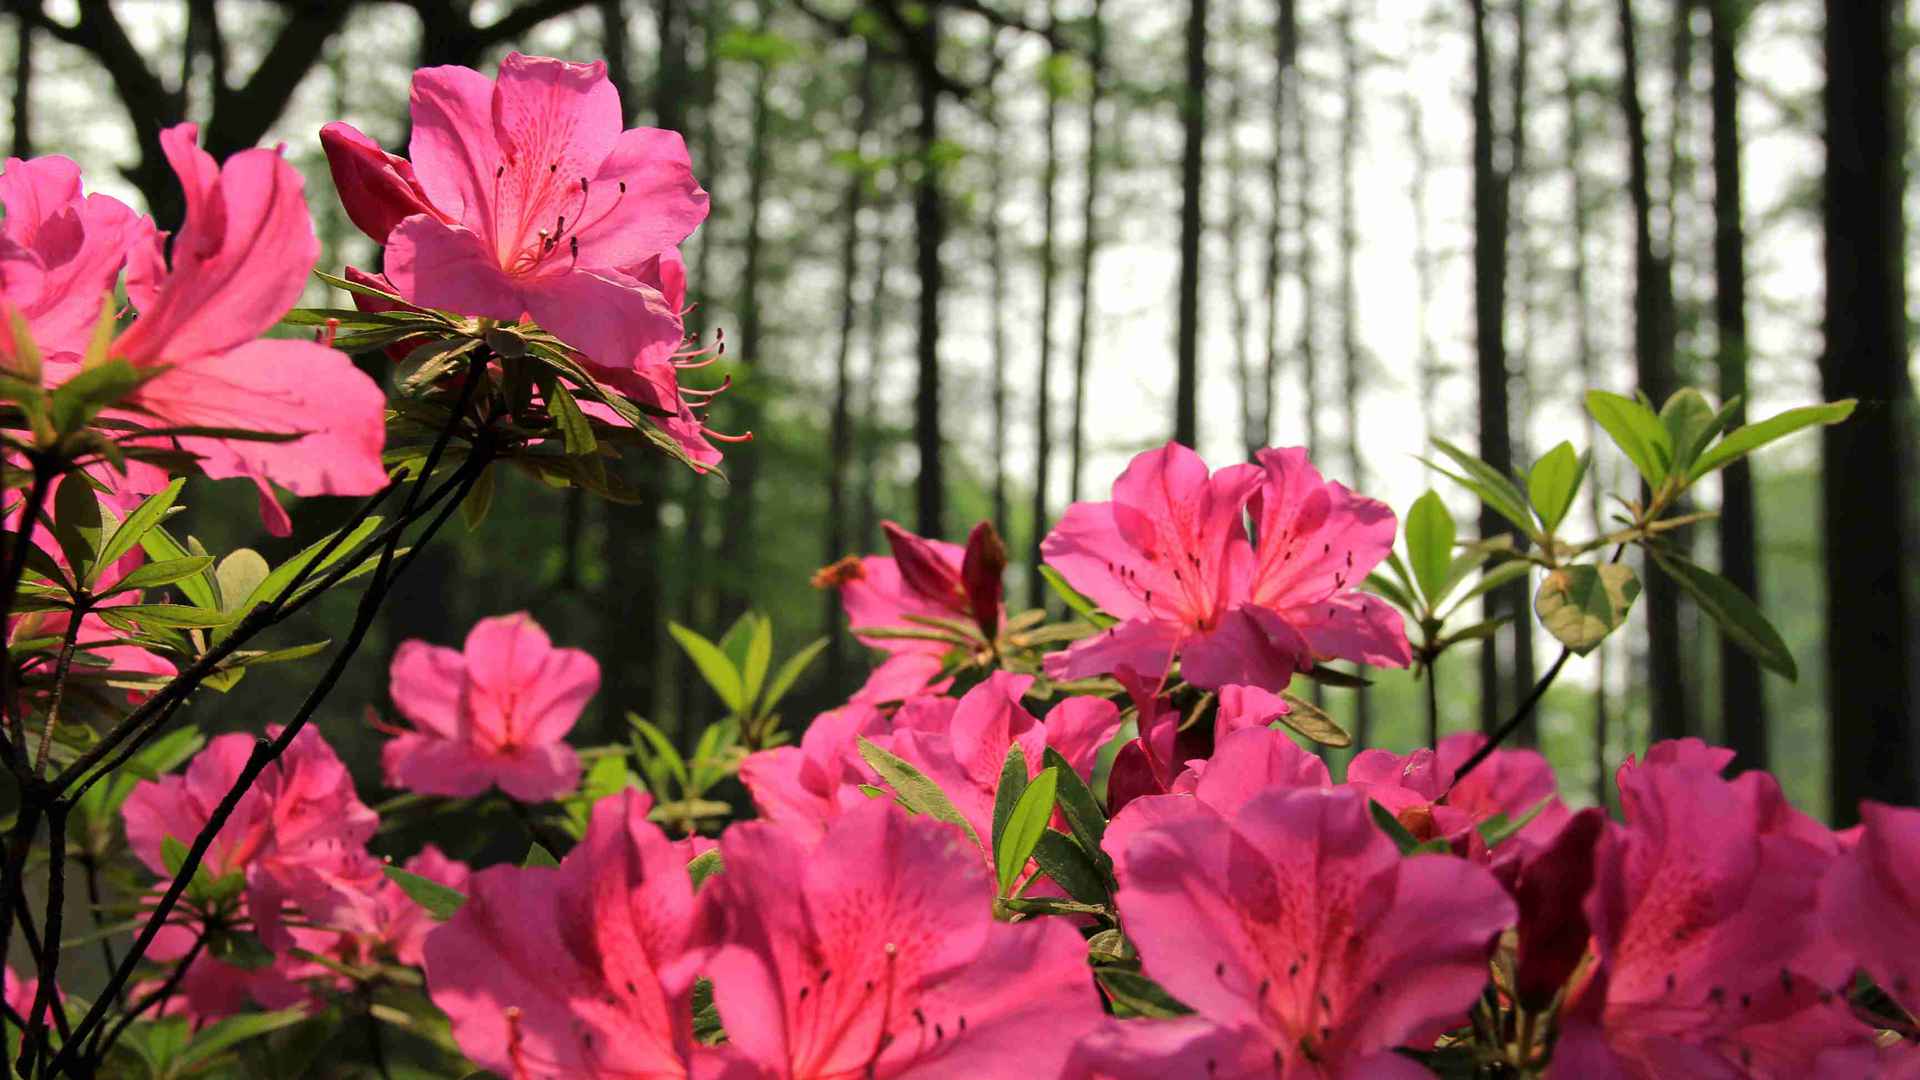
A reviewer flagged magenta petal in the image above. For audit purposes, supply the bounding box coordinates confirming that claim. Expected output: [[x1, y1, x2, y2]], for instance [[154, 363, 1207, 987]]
[[490, 742, 582, 803], [1044, 617, 1180, 684], [1177, 607, 1306, 691], [387, 641, 467, 740], [521, 265, 683, 370], [381, 735, 497, 799], [385, 215, 526, 320], [131, 337, 389, 497], [318, 121, 443, 242], [405, 63, 506, 228], [576, 126, 711, 268]]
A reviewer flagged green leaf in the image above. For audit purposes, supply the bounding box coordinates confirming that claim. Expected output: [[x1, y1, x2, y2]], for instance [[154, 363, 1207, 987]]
[[90, 478, 184, 585], [522, 842, 560, 868], [760, 637, 827, 715], [989, 744, 1030, 864], [243, 515, 385, 614], [1648, 547, 1797, 679], [1686, 399, 1856, 483], [1042, 748, 1110, 872], [214, 549, 271, 613], [173, 1008, 310, 1070], [1658, 389, 1720, 478], [114, 603, 234, 629], [1031, 829, 1110, 905], [1277, 691, 1352, 747], [1039, 565, 1116, 627], [995, 767, 1058, 894], [1095, 967, 1194, 1019], [382, 866, 466, 920], [1427, 438, 1536, 534], [1585, 390, 1671, 485], [105, 555, 216, 593], [1442, 559, 1533, 619], [139, 526, 218, 609], [1405, 490, 1455, 606], [669, 621, 745, 713], [161, 835, 190, 877], [629, 714, 690, 793], [740, 615, 773, 709], [47, 471, 105, 575], [1369, 798, 1425, 854], [1363, 571, 1418, 614], [856, 736, 981, 846], [1526, 442, 1586, 533], [546, 379, 598, 455], [1534, 563, 1641, 655], [687, 849, 725, 889]]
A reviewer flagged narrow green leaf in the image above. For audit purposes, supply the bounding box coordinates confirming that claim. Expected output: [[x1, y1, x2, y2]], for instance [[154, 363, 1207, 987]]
[[1405, 490, 1455, 606], [1441, 559, 1533, 619], [687, 849, 725, 889], [629, 714, 690, 792], [1277, 692, 1352, 747], [173, 1008, 310, 1070], [1095, 967, 1194, 1019], [668, 622, 745, 713], [1657, 389, 1719, 477], [989, 744, 1031, 863], [1031, 829, 1110, 905], [241, 516, 385, 616], [382, 866, 466, 920], [1363, 571, 1418, 614], [1418, 457, 1534, 536], [90, 478, 185, 585], [1042, 748, 1110, 870], [139, 526, 218, 609], [1369, 799, 1424, 855], [995, 767, 1058, 894], [1526, 442, 1586, 533], [856, 736, 981, 846], [105, 555, 216, 594], [1534, 563, 1641, 655], [1429, 438, 1536, 533], [522, 843, 560, 869], [1039, 565, 1116, 628], [115, 603, 234, 629], [760, 637, 828, 715], [1585, 390, 1671, 485], [48, 472, 105, 576], [740, 615, 773, 709], [1686, 399, 1856, 483], [1648, 548, 1797, 679], [546, 379, 598, 455]]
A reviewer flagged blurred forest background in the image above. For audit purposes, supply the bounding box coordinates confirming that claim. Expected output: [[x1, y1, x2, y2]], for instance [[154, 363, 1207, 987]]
[[0, 0, 1913, 824]]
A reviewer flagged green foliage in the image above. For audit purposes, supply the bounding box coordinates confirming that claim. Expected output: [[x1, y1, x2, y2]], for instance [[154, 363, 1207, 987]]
[[1535, 564, 1641, 655], [856, 736, 982, 846], [383, 866, 467, 921]]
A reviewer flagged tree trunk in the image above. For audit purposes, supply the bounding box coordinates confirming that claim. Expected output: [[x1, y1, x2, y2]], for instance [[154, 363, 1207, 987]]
[[1068, 0, 1106, 503], [1559, 0, 1611, 800], [826, 52, 874, 693], [913, 8, 946, 537], [1291, 0, 1318, 462], [1707, 0, 1764, 771], [1030, 6, 1061, 606], [988, 66, 1010, 542], [1470, 0, 1515, 734], [1823, 0, 1918, 822], [1405, 92, 1438, 448], [1173, 0, 1208, 447], [1260, 0, 1296, 460], [1226, 0, 1257, 462], [1617, 0, 1688, 743], [1336, 0, 1370, 746], [10, 10, 32, 158]]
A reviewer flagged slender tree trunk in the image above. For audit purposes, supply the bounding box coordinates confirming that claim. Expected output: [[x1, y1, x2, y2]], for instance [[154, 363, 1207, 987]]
[[1260, 0, 1296, 460], [1173, 0, 1208, 447], [1470, 0, 1516, 734], [1707, 0, 1764, 771], [988, 69, 1010, 541], [1226, 0, 1257, 462], [1823, 0, 1917, 821], [1559, 0, 1611, 800], [1406, 91, 1438, 449], [913, 9, 946, 537], [1291, 2, 1319, 462], [718, 0, 773, 620], [10, 11, 32, 158], [1031, 6, 1061, 606], [826, 52, 874, 692], [1617, 0, 1688, 743], [1068, 0, 1106, 503], [861, 224, 893, 556], [1335, 1, 1371, 746], [1508, 0, 1537, 744]]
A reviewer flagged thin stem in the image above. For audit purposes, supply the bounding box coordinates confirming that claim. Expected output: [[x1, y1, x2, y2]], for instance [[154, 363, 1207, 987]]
[[0, 807, 41, 1004], [50, 375, 488, 1076], [20, 804, 67, 1078], [2, 458, 56, 770], [31, 606, 85, 777], [78, 857, 119, 998], [91, 930, 204, 1062], [1450, 646, 1572, 788], [1424, 648, 1441, 748]]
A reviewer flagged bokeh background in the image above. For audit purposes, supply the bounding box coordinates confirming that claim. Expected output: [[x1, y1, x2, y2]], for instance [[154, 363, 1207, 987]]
[[3, 0, 1914, 823]]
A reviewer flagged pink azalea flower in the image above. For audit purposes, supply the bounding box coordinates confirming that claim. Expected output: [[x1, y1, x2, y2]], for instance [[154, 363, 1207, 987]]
[[1041, 443, 1408, 690], [691, 800, 1105, 1078], [0, 154, 142, 358], [1112, 785, 1515, 1076], [344, 845, 472, 968], [1067, 1016, 1324, 1080], [739, 703, 888, 844], [322, 52, 707, 385], [820, 520, 1007, 657], [140, 919, 326, 1025], [1102, 669, 1205, 816], [848, 652, 952, 707], [1216, 683, 1292, 736], [1345, 732, 1570, 858], [424, 789, 709, 1079], [122, 727, 383, 953], [110, 125, 388, 527], [1822, 800, 1920, 1018], [3, 965, 58, 1030], [1491, 806, 1608, 1011], [381, 612, 598, 802], [1552, 745, 1869, 1077]]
